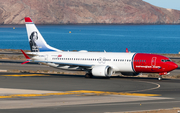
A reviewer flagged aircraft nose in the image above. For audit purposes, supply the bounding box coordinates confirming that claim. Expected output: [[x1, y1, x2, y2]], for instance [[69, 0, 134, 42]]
[[170, 62, 178, 71], [174, 63, 178, 69]]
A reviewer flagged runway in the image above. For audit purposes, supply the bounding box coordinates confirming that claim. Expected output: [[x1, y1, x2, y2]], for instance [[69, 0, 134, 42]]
[[0, 58, 180, 113], [0, 73, 180, 113]]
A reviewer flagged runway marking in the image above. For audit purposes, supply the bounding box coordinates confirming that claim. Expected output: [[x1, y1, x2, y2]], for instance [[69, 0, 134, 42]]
[[0, 92, 81, 99], [0, 90, 160, 99], [127, 81, 161, 93], [68, 90, 161, 97], [1, 74, 50, 77]]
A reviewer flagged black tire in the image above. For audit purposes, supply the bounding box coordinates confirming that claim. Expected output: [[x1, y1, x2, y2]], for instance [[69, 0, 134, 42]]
[[158, 76, 162, 81], [85, 73, 93, 78]]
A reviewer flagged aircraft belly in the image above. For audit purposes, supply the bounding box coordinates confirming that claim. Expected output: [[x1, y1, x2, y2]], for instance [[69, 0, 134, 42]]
[[113, 62, 133, 72]]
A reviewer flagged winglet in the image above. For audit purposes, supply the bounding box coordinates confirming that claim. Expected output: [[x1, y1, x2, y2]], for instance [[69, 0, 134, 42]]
[[126, 48, 129, 53]]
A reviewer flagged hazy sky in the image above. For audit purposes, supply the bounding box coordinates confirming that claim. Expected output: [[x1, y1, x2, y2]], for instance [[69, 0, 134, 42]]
[[143, 0, 180, 10]]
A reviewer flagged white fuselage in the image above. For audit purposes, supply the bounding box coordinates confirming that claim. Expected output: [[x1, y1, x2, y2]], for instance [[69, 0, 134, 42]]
[[30, 51, 136, 72]]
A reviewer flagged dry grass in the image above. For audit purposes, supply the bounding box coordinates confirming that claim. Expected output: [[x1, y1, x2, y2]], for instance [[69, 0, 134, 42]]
[[7, 69, 86, 75], [128, 108, 180, 113]]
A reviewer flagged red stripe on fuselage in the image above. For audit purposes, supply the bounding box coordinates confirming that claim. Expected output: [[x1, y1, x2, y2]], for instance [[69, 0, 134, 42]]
[[133, 53, 177, 73]]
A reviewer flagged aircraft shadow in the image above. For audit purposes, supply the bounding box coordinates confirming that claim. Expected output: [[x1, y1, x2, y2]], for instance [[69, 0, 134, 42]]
[[0, 60, 38, 64], [15, 72, 172, 81]]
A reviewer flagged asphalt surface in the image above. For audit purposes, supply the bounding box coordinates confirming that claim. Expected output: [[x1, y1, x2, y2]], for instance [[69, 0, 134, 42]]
[[0, 59, 180, 113], [0, 73, 180, 112]]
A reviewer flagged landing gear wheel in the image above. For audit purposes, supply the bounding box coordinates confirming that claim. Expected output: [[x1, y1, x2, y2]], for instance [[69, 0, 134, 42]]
[[85, 73, 93, 78], [105, 76, 110, 79], [158, 76, 162, 81]]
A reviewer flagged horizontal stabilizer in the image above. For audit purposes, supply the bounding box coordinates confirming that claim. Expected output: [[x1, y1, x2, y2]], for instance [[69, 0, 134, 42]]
[[21, 49, 30, 59], [20, 49, 31, 65]]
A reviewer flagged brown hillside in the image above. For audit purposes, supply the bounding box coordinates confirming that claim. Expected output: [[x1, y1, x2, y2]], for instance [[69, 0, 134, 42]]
[[0, 0, 180, 24]]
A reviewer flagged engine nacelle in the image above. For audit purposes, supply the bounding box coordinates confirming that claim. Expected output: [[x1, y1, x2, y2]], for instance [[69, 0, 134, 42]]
[[92, 65, 114, 77], [121, 72, 139, 76]]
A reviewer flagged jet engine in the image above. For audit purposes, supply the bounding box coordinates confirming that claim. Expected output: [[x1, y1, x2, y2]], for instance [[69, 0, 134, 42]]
[[121, 72, 139, 76], [91, 65, 114, 77]]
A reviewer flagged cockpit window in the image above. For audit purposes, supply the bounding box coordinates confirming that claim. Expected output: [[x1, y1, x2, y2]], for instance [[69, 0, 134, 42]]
[[161, 59, 171, 62]]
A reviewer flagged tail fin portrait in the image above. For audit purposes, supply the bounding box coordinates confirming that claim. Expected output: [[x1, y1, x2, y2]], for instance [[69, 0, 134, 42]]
[[24, 17, 60, 52]]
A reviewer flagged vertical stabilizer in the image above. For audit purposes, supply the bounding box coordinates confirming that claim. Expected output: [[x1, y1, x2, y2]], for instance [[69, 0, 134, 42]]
[[24, 17, 61, 52]]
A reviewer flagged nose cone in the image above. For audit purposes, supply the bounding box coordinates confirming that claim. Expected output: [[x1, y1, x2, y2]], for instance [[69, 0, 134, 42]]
[[174, 63, 178, 69], [169, 62, 178, 71]]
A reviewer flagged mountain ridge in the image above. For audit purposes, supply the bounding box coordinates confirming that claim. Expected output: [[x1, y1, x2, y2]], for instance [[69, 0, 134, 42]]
[[0, 0, 180, 24]]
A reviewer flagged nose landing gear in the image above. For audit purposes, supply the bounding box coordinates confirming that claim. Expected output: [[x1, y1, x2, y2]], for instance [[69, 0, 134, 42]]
[[158, 75, 162, 81], [158, 72, 169, 81]]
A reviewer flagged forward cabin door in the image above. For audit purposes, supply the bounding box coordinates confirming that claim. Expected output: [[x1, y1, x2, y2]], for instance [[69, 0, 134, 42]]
[[151, 57, 157, 67]]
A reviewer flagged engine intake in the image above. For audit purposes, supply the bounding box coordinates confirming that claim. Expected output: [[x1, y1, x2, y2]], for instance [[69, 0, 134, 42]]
[[92, 65, 114, 77]]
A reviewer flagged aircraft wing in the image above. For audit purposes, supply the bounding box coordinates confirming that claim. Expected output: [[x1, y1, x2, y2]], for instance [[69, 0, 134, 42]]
[[53, 61, 93, 68], [21, 50, 93, 69], [36, 60, 94, 69]]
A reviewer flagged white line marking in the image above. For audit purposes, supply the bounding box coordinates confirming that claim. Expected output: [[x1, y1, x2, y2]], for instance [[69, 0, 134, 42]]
[[127, 81, 161, 93]]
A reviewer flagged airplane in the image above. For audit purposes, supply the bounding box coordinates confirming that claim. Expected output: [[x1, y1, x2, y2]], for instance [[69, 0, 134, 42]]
[[21, 17, 178, 80]]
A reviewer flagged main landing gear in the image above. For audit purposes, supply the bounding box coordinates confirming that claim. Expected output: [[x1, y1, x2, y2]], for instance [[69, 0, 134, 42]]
[[85, 73, 93, 78]]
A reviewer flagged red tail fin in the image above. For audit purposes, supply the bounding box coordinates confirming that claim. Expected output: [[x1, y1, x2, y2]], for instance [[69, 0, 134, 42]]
[[24, 17, 33, 23]]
